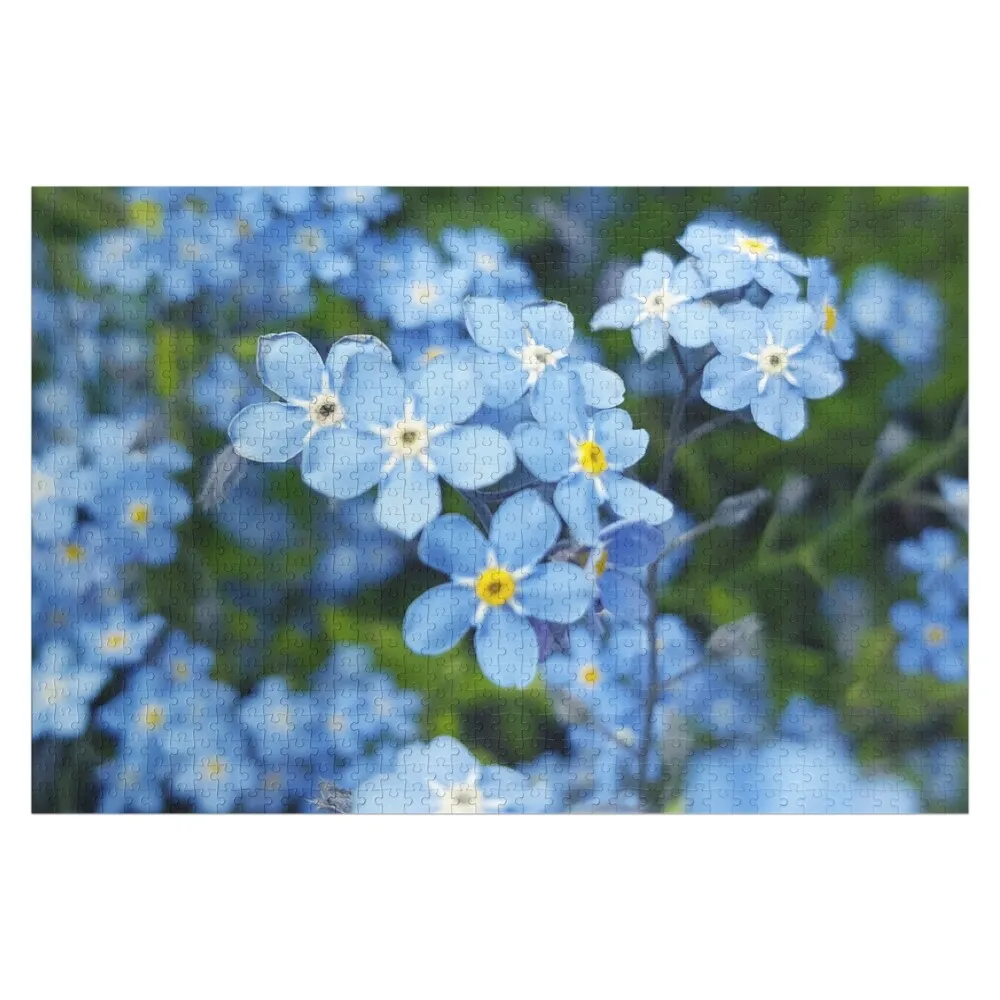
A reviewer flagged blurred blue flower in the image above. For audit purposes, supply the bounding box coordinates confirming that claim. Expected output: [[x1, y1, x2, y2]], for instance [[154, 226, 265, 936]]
[[583, 520, 666, 620], [31, 445, 91, 542], [897, 528, 968, 608], [170, 724, 259, 813], [655, 509, 695, 587], [440, 227, 536, 300], [678, 218, 808, 296], [354, 736, 528, 814], [95, 745, 169, 813], [890, 599, 968, 682], [937, 474, 968, 532], [700, 298, 843, 440], [591, 250, 713, 360], [404, 489, 593, 687], [463, 298, 625, 410], [512, 368, 673, 544], [241, 676, 314, 765], [78, 605, 164, 668], [806, 257, 855, 360], [192, 353, 266, 432], [32, 641, 110, 740]]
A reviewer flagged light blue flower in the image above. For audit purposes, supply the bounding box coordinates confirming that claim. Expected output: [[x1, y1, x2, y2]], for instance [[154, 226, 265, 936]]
[[31, 445, 91, 542], [192, 353, 266, 432], [440, 227, 536, 300], [890, 599, 968, 682], [591, 251, 713, 360], [685, 737, 921, 814], [81, 229, 153, 296], [229, 330, 391, 465], [32, 641, 110, 740], [403, 489, 593, 687], [78, 606, 165, 668], [655, 509, 696, 587], [463, 298, 625, 410], [300, 352, 515, 539], [937, 475, 968, 532], [678, 217, 808, 296], [241, 761, 314, 813], [897, 528, 968, 609], [170, 724, 259, 813], [241, 677, 315, 766], [512, 369, 673, 544], [354, 736, 528, 814], [806, 257, 855, 360], [95, 744, 168, 813], [586, 520, 666, 620], [700, 298, 844, 440]]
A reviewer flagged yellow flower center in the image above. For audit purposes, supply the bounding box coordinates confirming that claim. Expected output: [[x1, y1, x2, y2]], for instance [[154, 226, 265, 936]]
[[736, 236, 771, 257], [126, 199, 164, 235], [924, 624, 947, 647], [823, 302, 838, 333], [63, 543, 86, 563], [578, 662, 602, 687], [128, 502, 151, 526], [104, 631, 127, 651], [171, 659, 190, 681], [593, 548, 610, 577], [475, 567, 516, 607], [142, 705, 166, 730], [201, 757, 226, 781], [578, 441, 608, 476], [420, 346, 447, 364]]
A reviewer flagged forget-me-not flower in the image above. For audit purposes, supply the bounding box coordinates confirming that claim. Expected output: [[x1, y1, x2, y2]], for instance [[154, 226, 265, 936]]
[[889, 599, 968, 682], [700, 298, 844, 440], [513, 369, 673, 544], [32, 641, 111, 740], [404, 489, 593, 687], [897, 528, 968, 609], [585, 520, 666, 621], [806, 257, 855, 360]]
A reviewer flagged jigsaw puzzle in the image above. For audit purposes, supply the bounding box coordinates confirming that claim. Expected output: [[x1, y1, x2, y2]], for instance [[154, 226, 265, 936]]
[[31, 187, 969, 813]]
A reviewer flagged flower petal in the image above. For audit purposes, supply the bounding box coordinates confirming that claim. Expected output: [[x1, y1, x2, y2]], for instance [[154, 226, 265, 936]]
[[489, 489, 560, 571], [340, 355, 406, 427], [408, 353, 483, 426], [228, 403, 310, 463], [403, 584, 476, 655], [474, 607, 539, 688], [791, 340, 844, 400], [601, 520, 665, 568], [256, 332, 326, 402], [518, 562, 593, 624], [712, 302, 766, 356], [326, 335, 392, 387], [591, 297, 639, 331], [592, 409, 648, 470], [555, 474, 602, 545], [430, 425, 515, 489], [562, 360, 625, 409], [417, 514, 489, 578], [750, 379, 806, 440], [374, 460, 442, 539], [301, 427, 384, 499], [599, 569, 650, 620], [463, 296, 522, 353], [523, 301, 575, 351], [512, 423, 573, 482], [602, 472, 674, 524]]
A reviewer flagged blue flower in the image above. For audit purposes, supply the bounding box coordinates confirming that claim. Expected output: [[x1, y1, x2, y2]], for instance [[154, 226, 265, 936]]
[[300, 351, 515, 539], [591, 251, 713, 360], [846, 265, 941, 366], [346, 232, 472, 330], [242, 761, 315, 813], [95, 745, 168, 813], [81, 229, 152, 296], [889, 599, 968, 682], [192, 353, 266, 432], [700, 298, 844, 440], [463, 298, 625, 410], [685, 737, 920, 814], [78, 606, 165, 668], [512, 369, 673, 544], [228, 330, 392, 465], [937, 475, 968, 532], [897, 528, 968, 608], [240, 676, 314, 765], [678, 217, 808, 296], [440, 227, 536, 300], [404, 489, 593, 687], [585, 520, 666, 620], [32, 641, 110, 740], [806, 257, 855, 360], [32, 445, 91, 542], [655, 509, 696, 587], [354, 736, 528, 814], [170, 724, 259, 813]]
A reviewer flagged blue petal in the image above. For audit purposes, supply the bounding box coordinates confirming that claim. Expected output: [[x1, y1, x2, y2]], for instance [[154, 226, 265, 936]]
[[561, 360, 625, 409], [632, 316, 670, 361], [602, 472, 674, 524], [489, 489, 560, 570], [750, 379, 806, 440], [529, 367, 590, 435], [301, 427, 384, 499], [256, 332, 325, 402], [791, 340, 844, 400], [229, 403, 309, 462], [599, 569, 650, 620], [403, 584, 476, 654], [326, 335, 392, 387], [700, 355, 757, 411], [763, 297, 817, 350], [555, 474, 602, 545], [712, 302, 765, 356], [478, 354, 528, 408], [523, 301, 575, 351], [463, 296, 522, 353], [340, 355, 406, 427], [375, 460, 442, 539], [670, 299, 716, 349], [417, 514, 489, 578], [592, 409, 648, 470], [430, 425, 515, 489], [601, 520, 665, 568], [591, 297, 639, 331], [518, 562, 593, 624], [408, 354, 483, 426], [475, 607, 539, 688], [755, 261, 801, 297], [512, 423, 573, 482]]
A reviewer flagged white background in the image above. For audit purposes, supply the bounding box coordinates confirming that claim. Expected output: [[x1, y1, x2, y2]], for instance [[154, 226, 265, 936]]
[[2, 2, 994, 997]]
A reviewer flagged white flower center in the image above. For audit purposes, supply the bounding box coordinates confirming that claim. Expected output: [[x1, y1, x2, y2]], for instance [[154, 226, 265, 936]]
[[409, 281, 440, 306], [32, 470, 56, 505], [388, 417, 430, 459], [428, 778, 498, 814], [308, 392, 345, 428], [732, 233, 775, 259], [741, 330, 803, 394], [40, 678, 70, 705], [179, 240, 202, 263], [296, 228, 322, 254], [636, 280, 689, 322], [511, 330, 568, 385]]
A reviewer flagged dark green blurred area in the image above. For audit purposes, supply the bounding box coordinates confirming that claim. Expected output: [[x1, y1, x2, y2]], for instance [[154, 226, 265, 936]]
[[33, 187, 968, 802]]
